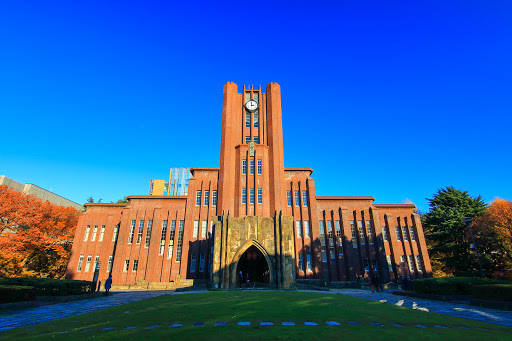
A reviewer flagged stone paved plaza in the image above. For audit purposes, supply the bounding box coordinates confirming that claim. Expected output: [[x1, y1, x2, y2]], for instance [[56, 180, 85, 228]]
[[0, 289, 511, 334]]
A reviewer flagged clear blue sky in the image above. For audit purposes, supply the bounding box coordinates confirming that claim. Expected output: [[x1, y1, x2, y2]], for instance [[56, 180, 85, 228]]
[[1, 1, 511, 212]]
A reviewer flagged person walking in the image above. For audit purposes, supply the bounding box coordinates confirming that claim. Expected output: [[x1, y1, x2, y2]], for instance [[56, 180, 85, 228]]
[[245, 273, 250, 289], [239, 271, 244, 289], [104, 274, 112, 296], [371, 275, 379, 293]]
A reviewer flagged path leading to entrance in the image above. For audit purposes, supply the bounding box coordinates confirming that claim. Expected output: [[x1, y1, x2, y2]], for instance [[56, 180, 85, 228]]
[[0, 290, 173, 333], [330, 289, 512, 327]]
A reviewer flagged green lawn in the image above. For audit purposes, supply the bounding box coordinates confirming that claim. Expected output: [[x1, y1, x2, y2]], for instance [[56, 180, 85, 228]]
[[1, 291, 510, 340]]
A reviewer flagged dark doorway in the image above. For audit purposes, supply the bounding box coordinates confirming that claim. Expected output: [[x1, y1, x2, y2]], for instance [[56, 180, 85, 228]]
[[236, 245, 270, 285]]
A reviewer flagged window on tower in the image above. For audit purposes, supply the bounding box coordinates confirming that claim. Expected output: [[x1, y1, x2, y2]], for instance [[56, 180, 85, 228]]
[[254, 112, 259, 127], [245, 112, 251, 127]]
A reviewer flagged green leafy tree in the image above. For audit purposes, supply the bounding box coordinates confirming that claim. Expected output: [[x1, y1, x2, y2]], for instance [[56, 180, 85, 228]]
[[423, 187, 487, 277], [117, 197, 129, 203]]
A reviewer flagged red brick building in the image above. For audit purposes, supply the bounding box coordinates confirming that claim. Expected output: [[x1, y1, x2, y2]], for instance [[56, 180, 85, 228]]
[[66, 82, 432, 289]]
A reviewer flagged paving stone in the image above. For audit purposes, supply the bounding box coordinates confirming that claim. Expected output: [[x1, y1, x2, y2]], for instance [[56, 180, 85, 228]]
[[347, 321, 361, 326], [282, 322, 295, 326], [304, 322, 318, 326], [370, 322, 383, 327], [124, 326, 137, 329], [146, 325, 159, 329], [238, 322, 251, 326], [326, 321, 341, 326], [391, 324, 404, 328], [435, 325, 449, 329], [102, 327, 115, 331], [260, 322, 273, 326], [215, 322, 228, 327], [170, 324, 183, 328], [417, 325, 428, 328], [194, 322, 205, 326]]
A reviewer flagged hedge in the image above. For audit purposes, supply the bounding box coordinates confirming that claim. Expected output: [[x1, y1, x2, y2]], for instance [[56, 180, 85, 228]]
[[0, 285, 36, 304], [412, 277, 508, 295], [472, 284, 512, 302], [0, 278, 95, 296]]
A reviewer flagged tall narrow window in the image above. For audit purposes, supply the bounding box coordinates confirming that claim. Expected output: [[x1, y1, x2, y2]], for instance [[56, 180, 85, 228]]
[[298, 252, 304, 272], [294, 191, 300, 207], [304, 220, 310, 238], [335, 221, 343, 256], [296, 221, 302, 238], [395, 226, 401, 241], [199, 253, 205, 272], [124, 260, 130, 272], [145, 220, 152, 248], [328, 221, 334, 259], [93, 255, 100, 271], [286, 191, 292, 206], [306, 253, 312, 272], [212, 190, 217, 206], [250, 160, 254, 175], [257, 160, 262, 174], [366, 221, 373, 244], [382, 226, 388, 242], [159, 220, 168, 256], [242, 188, 247, 204], [319, 221, 327, 262], [257, 188, 262, 204], [302, 191, 308, 206], [176, 220, 184, 262], [84, 225, 90, 241], [77, 255, 84, 272], [245, 112, 251, 127], [350, 221, 357, 248], [91, 225, 98, 241], [168, 220, 176, 259], [129, 220, 136, 243], [242, 160, 247, 175], [132, 260, 139, 272], [113, 224, 119, 242], [107, 255, 113, 272], [254, 112, 259, 127], [402, 226, 409, 241], [408, 255, 415, 272], [193, 220, 199, 238], [415, 255, 422, 271], [190, 254, 197, 273], [84, 255, 92, 272], [196, 191, 201, 206], [249, 188, 255, 204], [99, 225, 105, 242], [201, 220, 207, 239], [358, 220, 365, 244], [364, 259, 370, 272], [136, 220, 144, 244], [386, 255, 393, 272], [204, 191, 209, 206], [409, 226, 416, 241]]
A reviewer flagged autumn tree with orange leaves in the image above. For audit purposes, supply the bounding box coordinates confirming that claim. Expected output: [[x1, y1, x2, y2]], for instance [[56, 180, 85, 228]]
[[0, 185, 79, 278]]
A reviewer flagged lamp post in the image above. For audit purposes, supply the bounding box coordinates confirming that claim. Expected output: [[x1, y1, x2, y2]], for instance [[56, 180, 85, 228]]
[[465, 217, 484, 278]]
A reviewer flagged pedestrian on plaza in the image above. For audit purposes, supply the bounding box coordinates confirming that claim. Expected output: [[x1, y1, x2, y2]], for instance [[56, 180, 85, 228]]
[[239, 271, 244, 289], [104, 274, 112, 296], [371, 275, 380, 293], [245, 273, 250, 288], [376, 274, 384, 292]]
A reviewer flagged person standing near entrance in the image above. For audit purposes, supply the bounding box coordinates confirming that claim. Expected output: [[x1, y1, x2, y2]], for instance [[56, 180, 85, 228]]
[[239, 271, 244, 289], [104, 274, 112, 296], [245, 273, 250, 288]]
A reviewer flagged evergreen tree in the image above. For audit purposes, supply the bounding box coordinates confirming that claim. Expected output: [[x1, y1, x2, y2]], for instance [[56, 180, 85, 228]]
[[423, 187, 487, 277]]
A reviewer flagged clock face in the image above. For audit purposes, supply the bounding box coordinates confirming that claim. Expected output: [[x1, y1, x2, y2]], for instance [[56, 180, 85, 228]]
[[245, 99, 258, 112]]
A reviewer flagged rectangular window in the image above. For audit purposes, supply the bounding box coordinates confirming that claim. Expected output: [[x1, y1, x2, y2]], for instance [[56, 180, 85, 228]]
[[327, 221, 334, 259], [319, 221, 327, 262], [366, 221, 373, 244], [257, 160, 262, 174], [93, 255, 100, 271], [306, 253, 312, 272], [395, 226, 401, 241], [254, 112, 259, 127], [84, 255, 92, 272], [99, 225, 105, 242], [77, 255, 84, 272], [242, 160, 247, 175], [132, 259, 138, 272], [302, 191, 308, 206], [113, 225, 119, 242], [304, 221, 310, 238], [212, 190, 217, 206], [84, 225, 90, 241], [358, 220, 365, 244], [400, 255, 406, 264], [245, 136, 251, 144], [382, 226, 388, 242], [386, 255, 393, 272], [168, 221, 175, 260], [294, 191, 300, 206], [107, 255, 113, 272], [136, 220, 144, 244], [129, 220, 136, 243], [335, 221, 343, 256], [327, 221, 333, 238], [250, 160, 255, 175], [350, 220, 357, 248], [159, 220, 168, 255], [201, 220, 207, 239], [145, 220, 152, 248], [254, 136, 259, 144], [91, 225, 97, 241], [409, 226, 416, 241], [242, 188, 247, 204], [286, 191, 292, 206], [190, 254, 197, 273], [196, 191, 201, 206], [298, 252, 304, 272], [402, 226, 409, 241], [193, 220, 199, 238], [249, 188, 255, 204], [124, 259, 130, 272], [415, 255, 422, 271], [204, 191, 209, 206], [408, 255, 415, 272], [199, 253, 205, 272], [364, 259, 369, 272], [176, 221, 184, 262], [296, 221, 302, 238], [257, 188, 262, 204], [245, 112, 251, 127]]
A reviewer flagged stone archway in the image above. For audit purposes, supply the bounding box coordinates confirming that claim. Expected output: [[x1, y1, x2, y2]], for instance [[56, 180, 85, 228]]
[[230, 240, 274, 288]]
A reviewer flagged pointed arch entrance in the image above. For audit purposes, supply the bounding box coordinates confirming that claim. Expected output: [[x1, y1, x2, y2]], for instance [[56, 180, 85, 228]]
[[231, 240, 274, 288]]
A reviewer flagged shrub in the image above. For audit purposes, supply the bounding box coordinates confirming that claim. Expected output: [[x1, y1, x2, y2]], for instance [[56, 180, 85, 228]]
[[0, 278, 95, 296], [0, 285, 36, 303], [412, 277, 508, 295], [472, 284, 512, 302]]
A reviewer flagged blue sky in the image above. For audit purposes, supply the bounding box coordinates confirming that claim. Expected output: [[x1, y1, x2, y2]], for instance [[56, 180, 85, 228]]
[[1, 1, 511, 212]]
